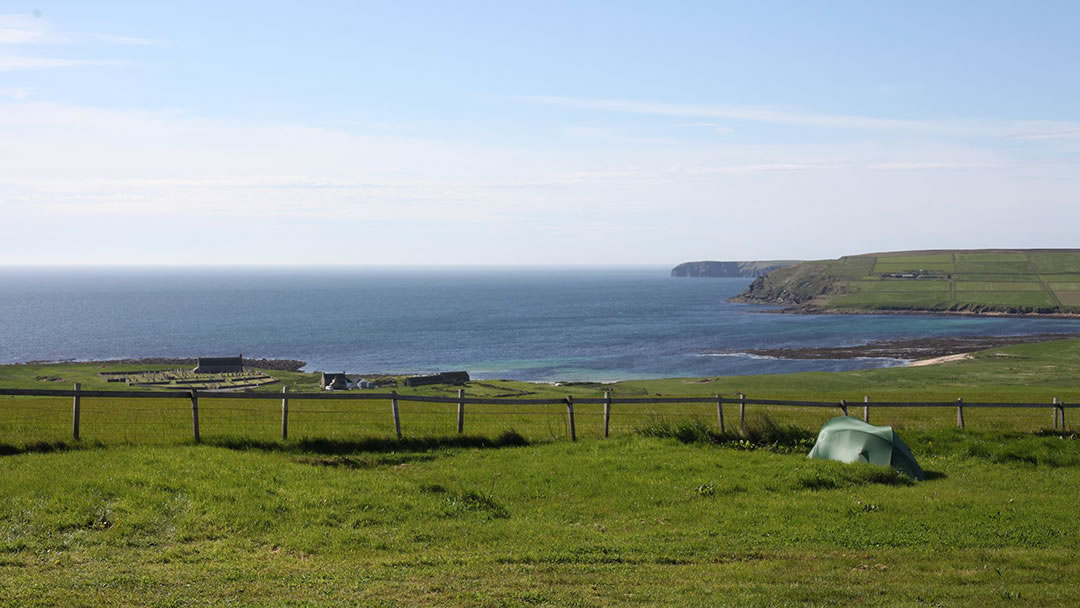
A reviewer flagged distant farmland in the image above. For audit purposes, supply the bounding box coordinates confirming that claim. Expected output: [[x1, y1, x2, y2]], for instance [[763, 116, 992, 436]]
[[734, 249, 1080, 314]]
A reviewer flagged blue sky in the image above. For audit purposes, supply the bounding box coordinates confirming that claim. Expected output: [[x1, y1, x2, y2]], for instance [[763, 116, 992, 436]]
[[2, 1, 1079, 265]]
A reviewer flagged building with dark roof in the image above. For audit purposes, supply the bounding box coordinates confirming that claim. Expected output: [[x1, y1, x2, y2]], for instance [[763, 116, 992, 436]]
[[193, 355, 244, 374]]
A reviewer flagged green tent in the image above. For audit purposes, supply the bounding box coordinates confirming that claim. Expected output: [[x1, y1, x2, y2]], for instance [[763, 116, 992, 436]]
[[808, 416, 925, 480]]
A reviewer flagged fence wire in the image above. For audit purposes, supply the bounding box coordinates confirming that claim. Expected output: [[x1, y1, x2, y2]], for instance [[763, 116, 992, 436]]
[[0, 392, 1071, 447]]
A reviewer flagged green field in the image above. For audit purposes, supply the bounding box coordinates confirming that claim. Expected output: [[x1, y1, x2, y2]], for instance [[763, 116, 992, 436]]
[[740, 249, 1080, 314], [5, 338, 1080, 445], [2, 342, 1080, 605]]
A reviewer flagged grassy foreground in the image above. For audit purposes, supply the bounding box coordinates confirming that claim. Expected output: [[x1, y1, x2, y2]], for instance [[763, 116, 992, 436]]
[[2, 340, 1080, 605], [1, 429, 1079, 607]]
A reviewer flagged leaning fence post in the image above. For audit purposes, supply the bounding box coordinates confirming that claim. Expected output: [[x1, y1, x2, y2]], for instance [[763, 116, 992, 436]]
[[1054, 397, 1060, 430], [716, 394, 725, 433], [1061, 400, 1067, 431], [566, 395, 576, 441], [391, 391, 402, 439], [603, 391, 612, 438], [72, 383, 81, 441], [956, 398, 965, 430], [190, 389, 200, 443], [840, 399, 848, 416], [457, 388, 465, 434], [863, 395, 870, 423], [281, 386, 289, 440], [738, 393, 746, 433]]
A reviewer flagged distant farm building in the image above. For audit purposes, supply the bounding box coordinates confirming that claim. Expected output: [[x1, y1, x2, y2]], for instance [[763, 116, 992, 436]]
[[320, 372, 371, 390], [403, 371, 470, 387], [193, 355, 244, 374]]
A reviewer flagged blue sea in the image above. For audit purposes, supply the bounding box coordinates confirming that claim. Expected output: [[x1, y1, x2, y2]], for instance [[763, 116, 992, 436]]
[[2, 266, 1080, 381]]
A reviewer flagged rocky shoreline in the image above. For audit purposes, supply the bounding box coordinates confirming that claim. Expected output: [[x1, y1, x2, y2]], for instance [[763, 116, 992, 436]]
[[701, 333, 1080, 361], [20, 357, 308, 372], [751, 306, 1080, 320]]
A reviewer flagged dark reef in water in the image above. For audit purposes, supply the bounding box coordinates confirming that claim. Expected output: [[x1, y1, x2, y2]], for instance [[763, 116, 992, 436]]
[[700, 333, 1080, 361]]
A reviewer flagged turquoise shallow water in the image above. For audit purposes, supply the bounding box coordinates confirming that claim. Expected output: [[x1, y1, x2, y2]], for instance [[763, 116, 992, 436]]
[[2, 266, 1080, 381]]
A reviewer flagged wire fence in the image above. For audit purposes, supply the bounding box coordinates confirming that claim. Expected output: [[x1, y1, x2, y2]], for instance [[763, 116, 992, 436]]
[[0, 385, 1073, 447]]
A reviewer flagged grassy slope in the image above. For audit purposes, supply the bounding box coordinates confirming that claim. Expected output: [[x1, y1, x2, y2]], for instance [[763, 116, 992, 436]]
[[2, 434, 1078, 607], [2, 341, 1080, 604], [736, 249, 1080, 314]]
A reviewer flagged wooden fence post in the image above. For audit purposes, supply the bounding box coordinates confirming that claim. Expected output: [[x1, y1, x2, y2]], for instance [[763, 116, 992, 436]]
[[1054, 397, 1060, 430], [716, 394, 725, 433], [72, 383, 81, 440], [457, 388, 465, 434], [390, 391, 401, 439], [566, 395, 576, 441], [190, 389, 200, 443], [738, 393, 746, 433], [956, 398, 965, 430], [603, 391, 612, 438], [840, 399, 848, 416], [281, 386, 289, 440], [863, 395, 870, 423]]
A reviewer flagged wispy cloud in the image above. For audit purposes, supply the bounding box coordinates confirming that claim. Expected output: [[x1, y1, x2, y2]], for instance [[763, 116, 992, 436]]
[[86, 33, 161, 46], [0, 56, 131, 71], [0, 14, 54, 44], [1013, 128, 1080, 141], [521, 95, 940, 131], [868, 161, 998, 170], [519, 95, 1080, 140], [1, 100, 1076, 264], [0, 13, 156, 72]]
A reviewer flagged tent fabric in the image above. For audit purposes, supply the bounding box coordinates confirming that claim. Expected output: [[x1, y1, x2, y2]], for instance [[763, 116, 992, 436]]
[[808, 416, 925, 480]]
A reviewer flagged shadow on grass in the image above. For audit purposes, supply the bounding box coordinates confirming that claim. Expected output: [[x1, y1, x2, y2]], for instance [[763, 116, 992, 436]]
[[203, 429, 530, 455], [0, 439, 106, 456], [910, 429, 1080, 468]]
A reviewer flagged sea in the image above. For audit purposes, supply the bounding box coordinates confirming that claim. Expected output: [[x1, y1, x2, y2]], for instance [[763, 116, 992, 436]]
[[3, 266, 1080, 382]]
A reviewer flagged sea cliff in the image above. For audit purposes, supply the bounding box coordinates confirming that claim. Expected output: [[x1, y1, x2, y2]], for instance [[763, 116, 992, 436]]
[[670, 260, 800, 278]]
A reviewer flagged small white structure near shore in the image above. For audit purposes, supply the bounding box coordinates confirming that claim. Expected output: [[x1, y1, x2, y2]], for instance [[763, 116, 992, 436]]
[[320, 372, 372, 390]]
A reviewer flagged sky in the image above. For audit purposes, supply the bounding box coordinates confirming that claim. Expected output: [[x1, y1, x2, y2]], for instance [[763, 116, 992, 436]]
[[1, 1, 1079, 266]]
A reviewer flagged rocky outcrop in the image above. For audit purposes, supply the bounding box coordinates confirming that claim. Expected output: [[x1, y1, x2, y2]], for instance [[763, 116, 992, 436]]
[[729, 261, 844, 306], [670, 260, 800, 278]]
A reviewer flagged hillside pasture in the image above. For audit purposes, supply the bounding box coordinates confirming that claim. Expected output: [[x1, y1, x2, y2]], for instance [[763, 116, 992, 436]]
[[954, 261, 1036, 274], [952, 291, 1057, 309], [844, 280, 949, 293], [953, 281, 1045, 291], [872, 261, 954, 273], [826, 292, 954, 310], [1030, 251, 1080, 274], [955, 252, 1029, 263], [873, 253, 952, 263], [742, 250, 1080, 313], [1054, 291, 1080, 306]]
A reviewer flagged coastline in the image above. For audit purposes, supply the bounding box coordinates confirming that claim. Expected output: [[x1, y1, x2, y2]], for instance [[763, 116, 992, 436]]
[[905, 352, 974, 367], [744, 305, 1080, 320], [16, 356, 307, 372], [700, 333, 1080, 362]]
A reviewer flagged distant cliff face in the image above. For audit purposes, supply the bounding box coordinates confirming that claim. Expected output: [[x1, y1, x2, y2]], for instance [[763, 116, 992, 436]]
[[670, 260, 800, 278]]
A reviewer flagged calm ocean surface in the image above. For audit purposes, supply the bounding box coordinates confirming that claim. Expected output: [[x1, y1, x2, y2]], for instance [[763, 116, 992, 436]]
[[3, 267, 1080, 381]]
